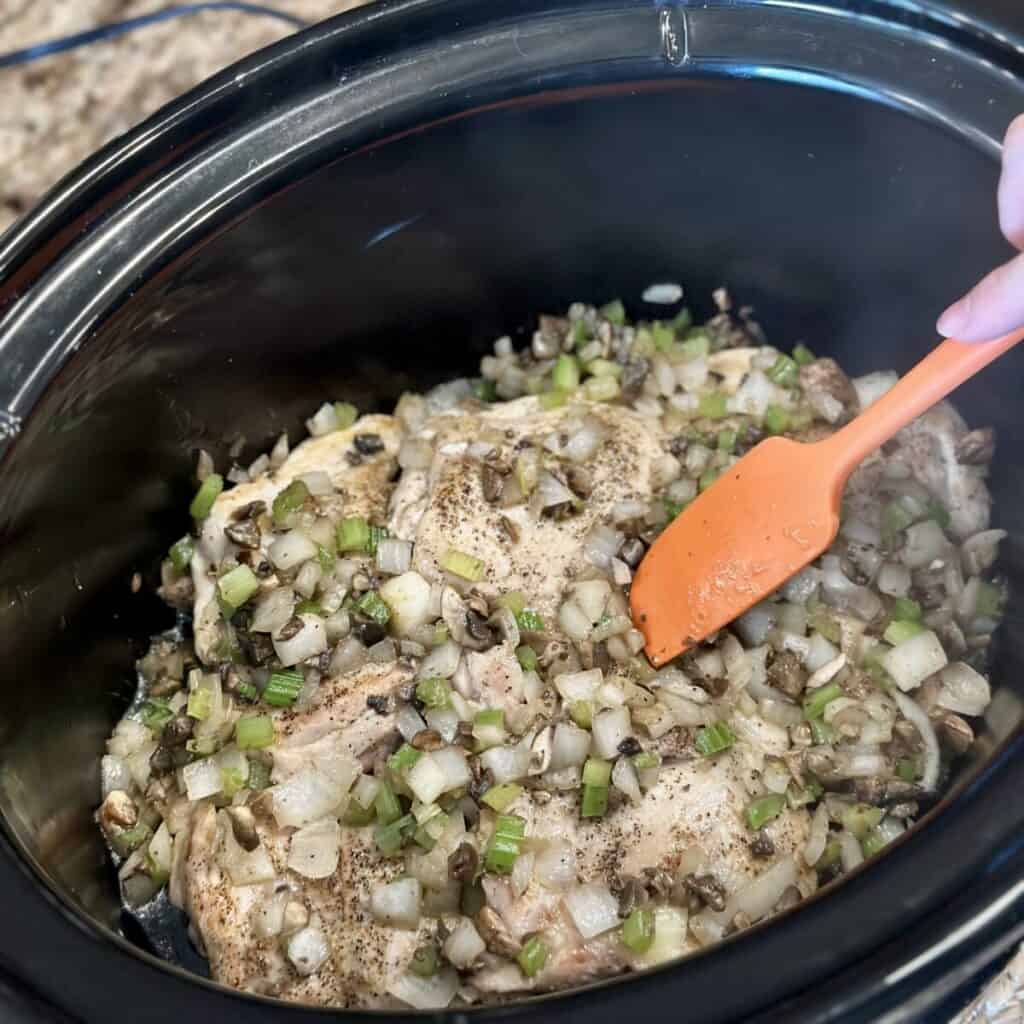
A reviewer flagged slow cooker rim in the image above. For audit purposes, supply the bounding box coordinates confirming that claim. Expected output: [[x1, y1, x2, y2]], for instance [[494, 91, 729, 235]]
[[1, 0, 1024, 1020]]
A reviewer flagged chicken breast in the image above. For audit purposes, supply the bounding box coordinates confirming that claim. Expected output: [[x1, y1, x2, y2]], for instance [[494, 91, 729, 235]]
[[390, 397, 667, 622], [469, 750, 813, 996], [182, 661, 428, 1007], [190, 415, 401, 665]]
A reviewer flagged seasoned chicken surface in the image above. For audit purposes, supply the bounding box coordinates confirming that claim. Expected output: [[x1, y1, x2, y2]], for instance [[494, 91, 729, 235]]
[[99, 295, 1004, 1011]]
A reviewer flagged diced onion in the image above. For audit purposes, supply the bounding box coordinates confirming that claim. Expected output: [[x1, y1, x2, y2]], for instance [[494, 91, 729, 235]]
[[551, 723, 591, 770], [287, 925, 331, 976], [559, 600, 593, 641], [250, 586, 296, 634], [901, 521, 949, 569], [397, 705, 428, 743], [535, 840, 577, 891], [433, 746, 472, 791], [612, 757, 642, 803], [583, 525, 624, 570], [288, 818, 342, 879], [269, 767, 346, 828], [183, 758, 223, 801], [329, 636, 366, 675], [377, 538, 413, 576], [443, 918, 486, 969], [564, 882, 620, 940], [297, 471, 333, 496], [572, 579, 612, 622], [379, 571, 431, 637], [268, 531, 318, 572], [389, 968, 459, 1010], [408, 753, 447, 805], [877, 562, 911, 598], [721, 856, 798, 926], [838, 831, 864, 873], [891, 690, 941, 791], [804, 803, 829, 866], [736, 603, 776, 646], [306, 402, 341, 436], [804, 632, 839, 672], [371, 877, 422, 929], [564, 417, 608, 463], [935, 662, 991, 717], [480, 744, 530, 784], [218, 813, 275, 885], [881, 630, 948, 692], [536, 471, 575, 509], [426, 708, 460, 743], [101, 755, 132, 798], [852, 371, 898, 409], [592, 707, 630, 759], [555, 669, 603, 703], [511, 851, 535, 899], [273, 614, 327, 667], [418, 640, 462, 680]]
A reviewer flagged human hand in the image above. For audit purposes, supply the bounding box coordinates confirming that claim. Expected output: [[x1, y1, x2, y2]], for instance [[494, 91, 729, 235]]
[[937, 114, 1024, 342]]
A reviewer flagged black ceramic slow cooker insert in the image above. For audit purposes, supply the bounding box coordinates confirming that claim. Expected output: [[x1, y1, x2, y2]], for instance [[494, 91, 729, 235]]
[[2, 1, 1024, 1021]]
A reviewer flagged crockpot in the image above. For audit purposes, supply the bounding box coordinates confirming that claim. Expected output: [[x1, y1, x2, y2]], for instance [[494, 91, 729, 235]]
[[2, 1, 1024, 1020]]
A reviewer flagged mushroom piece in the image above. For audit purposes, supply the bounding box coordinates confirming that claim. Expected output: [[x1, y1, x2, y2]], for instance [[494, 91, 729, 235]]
[[441, 586, 494, 652], [706, 347, 758, 395]]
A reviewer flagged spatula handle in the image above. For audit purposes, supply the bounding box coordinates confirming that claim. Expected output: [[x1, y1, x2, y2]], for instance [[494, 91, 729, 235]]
[[819, 326, 1024, 482]]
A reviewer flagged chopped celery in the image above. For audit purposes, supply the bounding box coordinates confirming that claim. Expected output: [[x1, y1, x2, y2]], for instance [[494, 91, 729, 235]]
[[263, 669, 304, 707], [374, 781, 404, 825], [581, 784, 609, 818], [235, 715, 274, 749], [518, 935, 549, 977], [247, 760, 272, 791], [272, 479, 309, 526], [698, 467, 719, 492], [375, 813, 413, 856], [861, 828, 889, 859], [582, 758, 612, 787], [663, 498, 685, 521], [896, 757, 919, 782], [497, 591, 526, 615], [515, 609, 545, 632], [409, 945, 440, 978], [883, 619, 925, 646], [387, 744, 422, 777], [767, 354, 799, 388], [631, 751, 661, 772], [809, 718, 835, 745], [746, 793, 786, 830], [316, 544, 335, 573], [485, 814, 526, 873], [583, 375, 620, 402], [881, 500, 916, 541], [599, 299, 626, 326], [539, 389, 570, 411], [344, 800, 376, 826], [651, 322, 675, 351], [515, 645, 538, 671], [572, 320, 590, 348], [698, 392, 728, 419], [977, 581, 1004, 618], [333, 401, 358, 429], [217, 564, 259, 612], [808, 609, 841, 644], [189, 474, 223, 520], [481, 783, 523, 813], [416, 676, 452, 709], [763, 404, 789, 435], [356, 590, 391, 626], [139, 698, 173, 733], [295, 599, 323, 617], [787, 779, 824, 808], [587, 358, 623, 378], [803, 681, 842, 720], [553, 354, 581, 391], [473, 709, 506, 751], [186, 686, 213, 721], [220, 766, 247, 799], [841, 803, 884, 840], [366, 524, 388, 556], [926, 500, 951, 530], [892, 597, 922, 622], [440, 548, 486, 582], [621, 907, 655, 953], [792, 343, 815, 366], [110, 824, 152, 859], [569, 700, 594, 729], [473, 378, 498, 403], [695, 721, 734, 756], [337, 515, 371, 552], [671, 308, 693, 332], [169, 536, 195, 574], [678, 333, 710, 360], [717, 429, 737, 454]]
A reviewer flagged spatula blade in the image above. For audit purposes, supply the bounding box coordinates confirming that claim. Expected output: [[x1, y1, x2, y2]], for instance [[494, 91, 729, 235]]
[[630, 436, 841, 666]]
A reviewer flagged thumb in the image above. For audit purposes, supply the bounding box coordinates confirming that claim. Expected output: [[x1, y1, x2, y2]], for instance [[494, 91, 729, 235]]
[[937, 251, 1024, 342]]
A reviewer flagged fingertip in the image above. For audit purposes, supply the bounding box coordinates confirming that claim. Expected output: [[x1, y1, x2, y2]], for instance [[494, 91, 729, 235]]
[[937, 297, 969, 338]]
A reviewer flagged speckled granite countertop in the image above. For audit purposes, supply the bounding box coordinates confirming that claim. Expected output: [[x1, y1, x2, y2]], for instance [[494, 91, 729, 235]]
[[0, 4, 1022, 1022], [0, 1, 366, 235]]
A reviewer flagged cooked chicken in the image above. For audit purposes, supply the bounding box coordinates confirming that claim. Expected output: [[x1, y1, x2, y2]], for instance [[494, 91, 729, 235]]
[[101, 294, 1004, 1012], [191, 416, 401, 664], [390, 397, 667, 623], [469, 750, 813, 996]]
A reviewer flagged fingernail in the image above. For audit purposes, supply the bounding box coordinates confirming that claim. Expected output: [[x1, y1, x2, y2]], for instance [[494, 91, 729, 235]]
[[937, 295, 970, 336]]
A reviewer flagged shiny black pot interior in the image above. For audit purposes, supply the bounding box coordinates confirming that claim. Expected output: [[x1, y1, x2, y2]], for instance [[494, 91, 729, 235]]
[[3, 1, 1024, 1021]]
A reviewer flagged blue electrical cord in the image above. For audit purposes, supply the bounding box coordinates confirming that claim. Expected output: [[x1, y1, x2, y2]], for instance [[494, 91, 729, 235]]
[[0, 3, 310, 69]]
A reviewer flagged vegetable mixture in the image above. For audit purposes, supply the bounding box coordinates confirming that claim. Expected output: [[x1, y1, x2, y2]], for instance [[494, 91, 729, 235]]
[[97, 288, 1004, 1008]]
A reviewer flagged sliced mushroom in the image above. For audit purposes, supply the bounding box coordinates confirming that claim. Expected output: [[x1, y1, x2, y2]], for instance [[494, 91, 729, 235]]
[[99, 791, 138, 835], [226, 806, 260, 852], [706, 347, 758, 394], [528, 726, 553, 776]]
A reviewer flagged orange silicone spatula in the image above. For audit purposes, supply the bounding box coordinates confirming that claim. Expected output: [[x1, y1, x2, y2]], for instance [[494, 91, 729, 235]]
[[630, 327, 1024, 667]]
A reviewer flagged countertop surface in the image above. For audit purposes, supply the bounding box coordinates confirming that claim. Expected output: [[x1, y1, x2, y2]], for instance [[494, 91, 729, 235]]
[[1, 2, 1023, 1023]]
